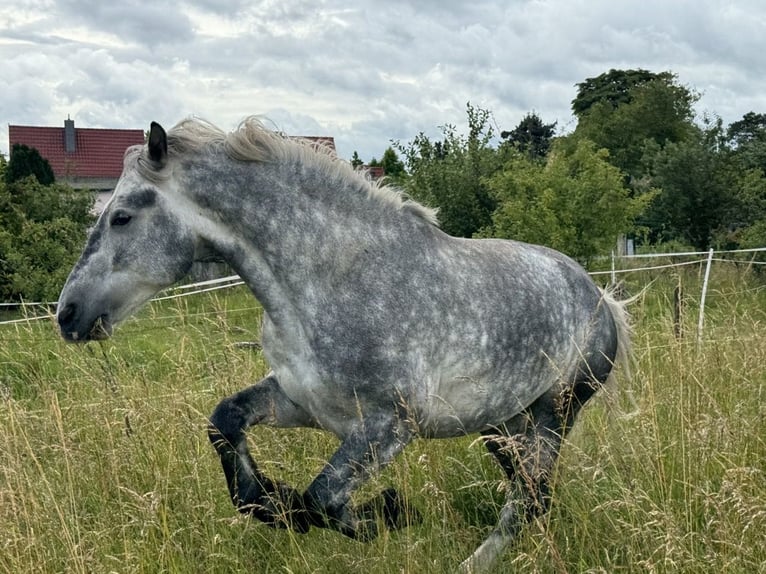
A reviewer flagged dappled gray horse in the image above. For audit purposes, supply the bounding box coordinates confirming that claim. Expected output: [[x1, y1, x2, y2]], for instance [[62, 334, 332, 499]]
[[57, 118, 630, 572]]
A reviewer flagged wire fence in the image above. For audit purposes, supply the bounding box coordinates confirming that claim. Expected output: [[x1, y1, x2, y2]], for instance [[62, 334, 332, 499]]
[[1, 246, 764, 328]]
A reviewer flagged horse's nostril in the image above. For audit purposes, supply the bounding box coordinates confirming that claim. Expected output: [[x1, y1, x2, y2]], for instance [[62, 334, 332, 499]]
[[58, 302, 77, 326]]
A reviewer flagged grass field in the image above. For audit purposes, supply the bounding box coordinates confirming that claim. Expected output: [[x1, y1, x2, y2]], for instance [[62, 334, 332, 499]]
[[1, 261, 765, 573]]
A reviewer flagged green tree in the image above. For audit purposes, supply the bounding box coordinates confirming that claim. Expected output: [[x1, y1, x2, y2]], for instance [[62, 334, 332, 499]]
[[0, 177, 94, 302], [572, 69, 669, 117], [726, 111, 766, 173], [727, 111, 766, 146], [501, 112, 557, 159], [380, 147, 405, 179], [483, 139, 650, 264], [397, 103, 500, 237], [640, 122, 729, 249], [350, 151, 363, 168], [712, 113, 766, 249], [571, 70, 697, 181], [5, 144, 55, 185], [723, 167, 766, 249]]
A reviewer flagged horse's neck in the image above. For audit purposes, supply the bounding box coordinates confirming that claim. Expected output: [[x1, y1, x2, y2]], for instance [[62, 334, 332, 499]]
[[188, 154, 398, 311]]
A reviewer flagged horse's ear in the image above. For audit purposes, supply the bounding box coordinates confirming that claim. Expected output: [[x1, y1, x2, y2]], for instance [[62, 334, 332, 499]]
[[148, 122, 168, 166]]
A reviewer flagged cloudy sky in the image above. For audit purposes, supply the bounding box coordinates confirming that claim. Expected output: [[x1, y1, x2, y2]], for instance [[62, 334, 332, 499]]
[[2, 0, 766, 162]]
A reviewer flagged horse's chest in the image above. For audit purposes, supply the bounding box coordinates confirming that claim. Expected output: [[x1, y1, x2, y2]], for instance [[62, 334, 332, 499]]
[[260, 315, 362, 431]]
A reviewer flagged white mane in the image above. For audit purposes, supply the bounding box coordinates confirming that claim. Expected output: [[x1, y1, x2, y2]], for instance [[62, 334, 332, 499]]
[[139, 116, 439, 227]]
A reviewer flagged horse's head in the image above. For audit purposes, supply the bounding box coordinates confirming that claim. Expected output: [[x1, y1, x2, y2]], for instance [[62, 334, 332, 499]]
[[57, 122, 197, 342]]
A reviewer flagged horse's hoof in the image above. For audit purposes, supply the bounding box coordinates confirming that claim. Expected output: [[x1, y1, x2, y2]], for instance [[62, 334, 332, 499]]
[[237, 482, 312, 533]]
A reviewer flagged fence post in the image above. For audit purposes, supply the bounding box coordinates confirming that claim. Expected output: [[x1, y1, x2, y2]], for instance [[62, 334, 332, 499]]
[[696, 248, 715, 346], [610, 250, 616, 287], [673, 275, 683, 339]]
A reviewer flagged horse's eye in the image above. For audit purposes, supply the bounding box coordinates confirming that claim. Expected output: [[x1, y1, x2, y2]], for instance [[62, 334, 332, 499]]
[[110, 212, 132, 227]]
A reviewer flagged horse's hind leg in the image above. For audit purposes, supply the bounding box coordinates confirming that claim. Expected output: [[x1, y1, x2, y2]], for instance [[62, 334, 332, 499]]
[[207, 373, 316, 532], [303, 412, 416, 541], [460, 377, 601, 573]]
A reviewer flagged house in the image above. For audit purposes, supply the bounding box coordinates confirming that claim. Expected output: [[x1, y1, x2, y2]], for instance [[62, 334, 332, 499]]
[[301, 136, 336, 153], [8, 119, 337, 212], [363, 165, 385, 180], [8, 119, 145, 211]]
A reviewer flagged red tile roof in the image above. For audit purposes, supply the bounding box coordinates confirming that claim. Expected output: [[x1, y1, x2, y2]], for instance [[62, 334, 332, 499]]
[[300, 136, 336, 153], [364, 165, 385, 180], [8, 124, 337, 180], [8, 124, 145, 179]]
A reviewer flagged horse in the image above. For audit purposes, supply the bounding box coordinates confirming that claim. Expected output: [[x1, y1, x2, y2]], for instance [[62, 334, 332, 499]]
[[56, 117, 630, 572]]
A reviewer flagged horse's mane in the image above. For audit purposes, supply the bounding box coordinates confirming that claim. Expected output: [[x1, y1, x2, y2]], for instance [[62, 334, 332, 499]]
[[136, 116, 439, 227]]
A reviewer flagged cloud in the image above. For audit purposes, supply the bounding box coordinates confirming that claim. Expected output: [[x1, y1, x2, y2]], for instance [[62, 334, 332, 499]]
[[56, 0, 196, 47], [2, 0, 766, 162]]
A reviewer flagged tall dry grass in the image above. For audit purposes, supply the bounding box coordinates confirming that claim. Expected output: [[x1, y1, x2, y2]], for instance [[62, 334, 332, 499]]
[[0, 265, 764, 573]]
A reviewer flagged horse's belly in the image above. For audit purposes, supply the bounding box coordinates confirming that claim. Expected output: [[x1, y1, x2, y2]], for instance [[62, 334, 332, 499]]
[[414, 373, 549, 438]]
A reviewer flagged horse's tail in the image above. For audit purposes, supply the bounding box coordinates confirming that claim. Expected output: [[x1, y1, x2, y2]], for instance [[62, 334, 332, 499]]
[[601, 287, 634, 383]]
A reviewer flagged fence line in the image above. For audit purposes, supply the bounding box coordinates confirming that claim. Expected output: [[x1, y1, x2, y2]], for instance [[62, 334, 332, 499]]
[[588, 258, 708, 277], [151, 280, 245, 302], [1, 246, 763, 327], [618, 246, 766, 259]]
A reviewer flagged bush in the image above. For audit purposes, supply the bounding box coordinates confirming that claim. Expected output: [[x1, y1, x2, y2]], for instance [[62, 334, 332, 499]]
[[0, 176, 95, 302], [482, 139, 651, 265]]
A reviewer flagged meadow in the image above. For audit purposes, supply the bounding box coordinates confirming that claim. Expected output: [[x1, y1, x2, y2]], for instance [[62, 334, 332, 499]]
[[0, 259, 764, 573]]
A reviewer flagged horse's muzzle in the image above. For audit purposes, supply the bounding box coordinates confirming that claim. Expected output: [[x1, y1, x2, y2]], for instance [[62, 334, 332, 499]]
[[57, 302, 112, 342]]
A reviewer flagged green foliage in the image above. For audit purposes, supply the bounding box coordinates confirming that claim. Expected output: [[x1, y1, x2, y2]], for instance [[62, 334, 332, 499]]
[[374, 79, 764, 252], [718, 166, 766, 248], [350, 150, 363, 168], [727, 111, 766, 147], [500, 112, 557, 159], [737, 219, 766, 249], [483, 139, 650, 264], [572, 71, 698, 180], [571, 68, 671, 117], [5, 143, 56, 185], [397, 103, 500, 237], [640, 124, 730, 248], [726, 111, 766, 174], [0, 177, 95, 302], [379, 147, 405, 179], [364, 147, 407, 183]]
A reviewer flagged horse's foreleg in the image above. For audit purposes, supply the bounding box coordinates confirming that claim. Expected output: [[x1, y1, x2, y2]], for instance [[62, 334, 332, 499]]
[[208, 374, 315, 532], [303, 413, 414, 541]]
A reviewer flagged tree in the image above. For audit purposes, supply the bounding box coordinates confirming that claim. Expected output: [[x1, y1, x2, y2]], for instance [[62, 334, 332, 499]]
[[5, 144, 55, 185], [727, 111, 766, 147], [350, 151, 363, 168], [711, 113, 766, 249], [726, 111, 766, 173], [482, 139, 650, 265], [571, 70, 698, 181], [0, 177, 94, 302], [572, 69, 669, 118], [501, 112, 557, 159], [380, 147, 405, 179], [723, 167, 766, 249], [396, 103, 500, 237], [640, 123, 729, 249]]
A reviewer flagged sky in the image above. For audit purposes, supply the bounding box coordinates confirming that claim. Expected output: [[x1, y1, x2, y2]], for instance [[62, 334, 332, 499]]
[[2, 0, 766, 162]]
